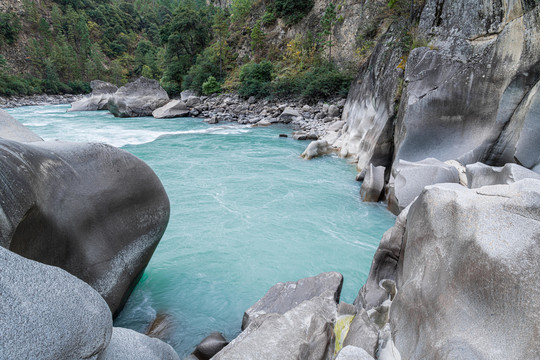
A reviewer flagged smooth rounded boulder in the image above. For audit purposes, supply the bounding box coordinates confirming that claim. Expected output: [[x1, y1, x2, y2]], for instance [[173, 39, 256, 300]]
[[0, 108, 43, 142], [68, 80, 118, 112], [98, 328, 179, 360], [0, 138, 170, 316], [108, 77, 169, 117], [0, 246, 112, 360], [152, 99, 190, 119]]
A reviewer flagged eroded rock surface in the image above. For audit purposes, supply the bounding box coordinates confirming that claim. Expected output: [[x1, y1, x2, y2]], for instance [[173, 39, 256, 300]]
[[108, 77, 169, 117], [363, 179, 540, 360], [68, 80, 118, 112], [98, 328, 179, 360], [466, 162, 540, 188], [152, 100, 190, 119], [242, 272, 343, 330]]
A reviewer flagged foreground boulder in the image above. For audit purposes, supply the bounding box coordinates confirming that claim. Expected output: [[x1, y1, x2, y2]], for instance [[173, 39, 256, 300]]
[[359, 179, 540, 359], [0, 138, 170, 315], [214, 273, 342, 360], [192, 332, 228, 360], [387, 158, 459, 214], [152, 100, 190, 119], [466, 162, 540, 188], [68, 80, 118, 112], [301, 139, 330, 160], [108, 77, 169, 117], [0, 109, 43, 142], [1, 246, 179, 360], [242, 272, 343, 329], [98, 328, 178, 360], [1, 246, 112, 359]]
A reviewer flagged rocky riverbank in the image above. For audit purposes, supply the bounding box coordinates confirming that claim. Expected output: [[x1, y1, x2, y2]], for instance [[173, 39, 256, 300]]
[[0, 94, 85, 108]]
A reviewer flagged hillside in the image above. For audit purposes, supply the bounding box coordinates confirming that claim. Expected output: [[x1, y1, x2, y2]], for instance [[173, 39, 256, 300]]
[[0, 0, 422, 100]]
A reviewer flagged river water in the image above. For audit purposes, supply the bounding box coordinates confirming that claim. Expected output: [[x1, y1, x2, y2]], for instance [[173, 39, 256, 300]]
[[7, 105, 395, 358]]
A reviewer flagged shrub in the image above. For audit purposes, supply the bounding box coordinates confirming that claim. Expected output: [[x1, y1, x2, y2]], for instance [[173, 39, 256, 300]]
[[300, 62, 352, 100], [0, 12, 21, 45], [161, 81, 181, 97], [274, 0, 314, 25], [238, 60, 273, 98], [66, 80, 91, 94], [202, 76, 221, 95]]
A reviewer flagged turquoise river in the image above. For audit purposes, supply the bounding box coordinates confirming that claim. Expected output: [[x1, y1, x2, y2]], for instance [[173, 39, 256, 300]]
[[7, 105, 395, 358]]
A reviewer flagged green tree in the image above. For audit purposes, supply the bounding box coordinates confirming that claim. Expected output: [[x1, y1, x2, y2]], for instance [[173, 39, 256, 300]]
[[212, 8, 229, 79], [319, 3, 337, 61], [231, 0, 252, 23], [202, 75, 221, 95], [274, 0, 314, 25], [0, 12, 21, 45], [250, 20, 265, 60]]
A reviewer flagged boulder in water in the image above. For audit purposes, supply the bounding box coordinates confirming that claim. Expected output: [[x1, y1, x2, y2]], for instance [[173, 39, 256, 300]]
[[242, 272, 343, 330], [301, 139, 330, 160], [68, 80, 118, 112], [192, 332, 229, 360], [152, 100, 190, 119], [0, 138, 170, 316], [360, 164, 385, 202], [108, 77, 169, 117]]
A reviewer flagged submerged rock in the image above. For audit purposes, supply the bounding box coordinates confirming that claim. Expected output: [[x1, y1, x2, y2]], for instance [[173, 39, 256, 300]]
[[0, 246, 112, 360], [108, 77, 169, 117], [466, 162, 540, 189], [152, 100, 190, 119], [0, 138, 170, 315], [68, 80, 118, 112]]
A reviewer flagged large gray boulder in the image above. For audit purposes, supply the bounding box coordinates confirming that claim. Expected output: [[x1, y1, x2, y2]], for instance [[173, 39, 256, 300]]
[[0, 246, 112, 359], [466, 162, 540, 189], [390, 179, 540, 359], [359, 164, 385, 202], [152, 100, 190, 119], [213, 294, 338, 360], [0, 109, 43, 142], [68, 80, 118, 112], [108, 77, 169, 117], [387, 158, 459, 215], [393, 1, 540, 172], [279, 107, 302, 123], [341, 309, 379, 357], [192, 332, 228, 360], [242, 272, 343, 329], [0, 138, 170, 316], [98, 328, 179, 360]]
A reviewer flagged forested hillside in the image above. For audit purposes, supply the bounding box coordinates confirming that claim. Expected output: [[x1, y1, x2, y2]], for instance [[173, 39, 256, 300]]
[[0, 0, 419, 100]]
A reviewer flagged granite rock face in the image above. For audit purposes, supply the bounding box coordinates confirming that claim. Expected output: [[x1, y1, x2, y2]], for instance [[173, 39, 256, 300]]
[[335, 346, 374, 360], [108, 77, 169, 117], [0, 138, 170, 315], [393, 1, 540, 171], [0, 246, 112, 360], [466, 162, 540, 188], [214, 273, 342, 360], [0, 109, 43, 142], [242, 272, 343, 330], [214, 294, 338, 360], [359, 164, 385, 202], [68, 80, 118, 112], [152, 100, 190, 119], [387, 158, 459, 215], [98, 328, 179, 360], [387, 179, 540, 359]]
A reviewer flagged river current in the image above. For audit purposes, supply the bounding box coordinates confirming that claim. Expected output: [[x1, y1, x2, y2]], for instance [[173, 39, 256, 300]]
[[7, 104, 395, 357]]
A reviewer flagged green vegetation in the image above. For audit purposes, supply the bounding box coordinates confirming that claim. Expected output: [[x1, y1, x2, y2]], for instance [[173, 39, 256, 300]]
[[274, 0, 314, 25], [0, 0, 354, 100]]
